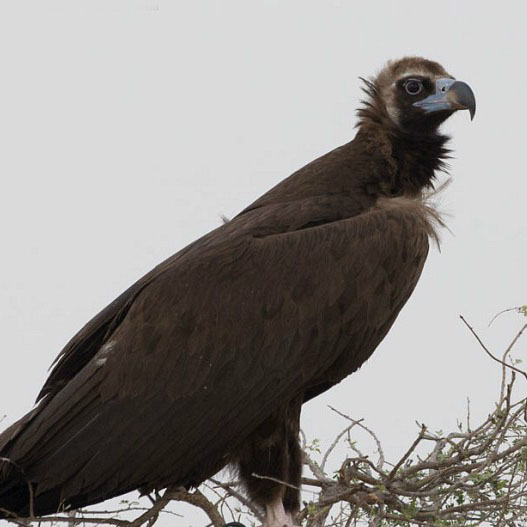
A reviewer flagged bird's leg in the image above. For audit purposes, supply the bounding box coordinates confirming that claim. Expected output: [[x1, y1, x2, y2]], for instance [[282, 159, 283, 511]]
[[263, 495, 297, 527], [236, 397, 303, 527], [282, 431, 302, 516]]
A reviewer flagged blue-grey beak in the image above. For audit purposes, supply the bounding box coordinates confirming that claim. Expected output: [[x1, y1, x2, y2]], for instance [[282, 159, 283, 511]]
[[413, 78, 476, 120]]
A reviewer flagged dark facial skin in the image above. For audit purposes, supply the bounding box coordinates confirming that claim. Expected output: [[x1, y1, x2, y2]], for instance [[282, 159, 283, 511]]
[[394, 76, 455, 133]]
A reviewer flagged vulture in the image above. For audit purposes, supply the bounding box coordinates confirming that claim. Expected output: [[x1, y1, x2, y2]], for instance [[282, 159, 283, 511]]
[[0, 57, 475, 527]]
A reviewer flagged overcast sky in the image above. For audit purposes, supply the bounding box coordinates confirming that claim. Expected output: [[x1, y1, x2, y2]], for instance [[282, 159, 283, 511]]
[[0, 1, 526, 525]]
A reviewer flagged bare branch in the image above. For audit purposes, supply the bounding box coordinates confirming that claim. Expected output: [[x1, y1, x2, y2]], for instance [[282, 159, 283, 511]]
[[388, 424, 427, 480], [460, 315, 527, 382]]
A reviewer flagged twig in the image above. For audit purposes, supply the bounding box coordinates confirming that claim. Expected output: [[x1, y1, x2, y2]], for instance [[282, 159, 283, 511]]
[[388, 424, 427, 479], [1, 510, 131, 527], [167, 488, 224, 527], [500, 324, 527, 401], [209, 478, 264, 522], [489, 307, 521, 326], [328, 406, 385, 470], [251, 473, 300, 491], [321, 423, 360, 472], [459, 315, 527, 381], [489, 306, 527, 326]]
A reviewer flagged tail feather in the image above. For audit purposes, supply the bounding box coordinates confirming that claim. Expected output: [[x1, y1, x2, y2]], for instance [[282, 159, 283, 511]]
[[0, 410, 64, 519], [0, 476, 63, 520]]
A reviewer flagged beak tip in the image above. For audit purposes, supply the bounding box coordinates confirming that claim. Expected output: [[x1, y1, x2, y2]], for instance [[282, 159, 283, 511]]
[[450, 80, 476, 122]]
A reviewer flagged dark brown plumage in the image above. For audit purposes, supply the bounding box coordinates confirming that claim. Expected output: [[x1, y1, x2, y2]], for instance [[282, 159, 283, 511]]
[[0, 57, 475, 526]]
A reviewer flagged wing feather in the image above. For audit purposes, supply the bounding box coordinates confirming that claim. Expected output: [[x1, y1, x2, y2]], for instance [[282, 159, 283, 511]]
[[1, 193, 431, 510]]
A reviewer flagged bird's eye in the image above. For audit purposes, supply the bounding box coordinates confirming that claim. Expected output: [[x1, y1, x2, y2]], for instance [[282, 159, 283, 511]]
[[404, 80, 423, 95]]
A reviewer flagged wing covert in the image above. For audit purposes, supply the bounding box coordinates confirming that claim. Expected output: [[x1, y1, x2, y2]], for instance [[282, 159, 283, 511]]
[[4, 198, 431, 506]]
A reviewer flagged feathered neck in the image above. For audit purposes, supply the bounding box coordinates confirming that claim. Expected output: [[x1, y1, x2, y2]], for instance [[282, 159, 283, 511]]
[[355, 78, 450, 196]]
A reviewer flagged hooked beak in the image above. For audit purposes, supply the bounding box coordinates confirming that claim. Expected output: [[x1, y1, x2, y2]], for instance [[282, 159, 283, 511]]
[[413, 78, 476, 120]]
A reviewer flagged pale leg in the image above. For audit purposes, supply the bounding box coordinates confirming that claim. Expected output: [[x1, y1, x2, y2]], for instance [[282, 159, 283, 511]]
[[263, 495, 298, 527]]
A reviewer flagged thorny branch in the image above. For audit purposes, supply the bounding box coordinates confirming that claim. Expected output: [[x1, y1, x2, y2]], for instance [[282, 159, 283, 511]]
[[6, 312, 527, 527]]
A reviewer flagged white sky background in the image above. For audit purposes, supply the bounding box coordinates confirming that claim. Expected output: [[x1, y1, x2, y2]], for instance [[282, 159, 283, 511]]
[[0, 0, 526, 525]]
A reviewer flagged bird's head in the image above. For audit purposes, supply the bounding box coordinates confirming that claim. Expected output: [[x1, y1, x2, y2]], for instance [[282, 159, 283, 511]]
[[359, 57, 476, 134]]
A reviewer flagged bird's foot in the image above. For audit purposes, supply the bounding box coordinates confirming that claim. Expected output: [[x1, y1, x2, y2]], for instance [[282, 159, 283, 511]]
[[263, 497, 299, 527], [263, 519, 299, 527]]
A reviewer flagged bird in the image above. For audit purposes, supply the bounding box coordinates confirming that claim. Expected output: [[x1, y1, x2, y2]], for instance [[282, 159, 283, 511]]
[[0, 57, 475, 527]]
